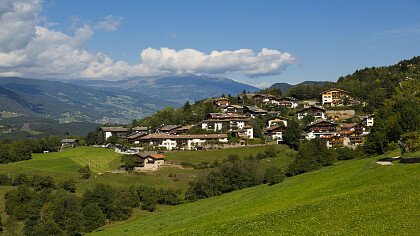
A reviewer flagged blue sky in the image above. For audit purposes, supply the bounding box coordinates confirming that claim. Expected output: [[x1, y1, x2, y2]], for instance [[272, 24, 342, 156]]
[[1, 0, 420, 87]]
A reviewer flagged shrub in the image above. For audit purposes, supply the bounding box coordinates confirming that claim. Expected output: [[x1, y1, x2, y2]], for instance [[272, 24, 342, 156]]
[[287, 139, 338, 176], [61, 179, 77, 193], [0, 174, 11, 186], [121, 155, 135, 170], [264, 167, 286, 185], [78, 165, 91, 179], [82, 203, 106, 232]]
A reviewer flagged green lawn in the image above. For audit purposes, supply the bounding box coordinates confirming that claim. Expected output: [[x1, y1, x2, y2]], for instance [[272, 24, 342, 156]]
[[91, 151, 420, 236]]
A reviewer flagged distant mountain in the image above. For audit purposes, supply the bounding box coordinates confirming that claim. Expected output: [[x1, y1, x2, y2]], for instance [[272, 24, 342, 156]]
[[0, 77, 177, 123], [270, 81, 331, 93], [70, 75, 260, 104]]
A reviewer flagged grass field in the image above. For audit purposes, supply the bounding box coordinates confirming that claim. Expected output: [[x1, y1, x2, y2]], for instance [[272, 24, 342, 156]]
[[0, 144, 293, 196], [91, 150, 420, 236]]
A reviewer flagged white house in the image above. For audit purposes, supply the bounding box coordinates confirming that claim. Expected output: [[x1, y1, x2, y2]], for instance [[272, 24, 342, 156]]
[[100, 127, 128, 139], [297, 106, 326, 120], [361, 114, 374, 127], [133, 153, 165, 170]]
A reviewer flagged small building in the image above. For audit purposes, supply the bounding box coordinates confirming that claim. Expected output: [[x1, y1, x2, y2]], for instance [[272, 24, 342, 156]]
[[321, 88, 354, 107], [133, 126, 148, 133], [60, 139, 78, 148], [297, 106, 326, 120], [268, 117, 288, 127], [156, 125, 181, 134], [170, 124, 197, 135], [201, 113, 251, 132], [244, 105, 267, 117], [214, 97, 230, 108], [272, 97, 299, 108], [223, 105, 245, 114], [100, 127, 128, 139], [264, 125, 285, 141], [133, 153, 165, 170], [305, 120, 338, 140], [361, 114, 374, 127], [127, 132, 148, 144], [137, 133, 229, 150]]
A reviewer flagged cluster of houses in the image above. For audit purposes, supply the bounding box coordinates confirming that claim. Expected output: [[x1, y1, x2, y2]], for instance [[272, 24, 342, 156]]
[[96, 88, 374, 151]]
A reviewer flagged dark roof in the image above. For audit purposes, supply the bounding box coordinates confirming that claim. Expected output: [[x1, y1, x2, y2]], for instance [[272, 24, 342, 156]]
[[321, 88, 351, 95], [265, 126, 285, 132], [245, 105, 267, 113], [133, 126, 148, 131], [127, 133, 148, 140], [158, 125, 181, 132], [306, 120, 337, 128], [139, 133, 228, 140], [298, 106, 326, 113], [101, 127, 128, 132]]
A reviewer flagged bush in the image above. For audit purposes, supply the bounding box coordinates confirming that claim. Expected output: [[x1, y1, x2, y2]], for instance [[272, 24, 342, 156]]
[[82, 203, 106, 232], [78, 165, 91, 179], [264, 167, 285, 185], [287, 139, 338, 176], [264, 145, 279, 158], [13, 173, 29, 186], [0, 174, 11, 186], [61, 179, 77, 193], [186, 158, 265, 200], [336, 147, 356, 160], [121, 155, 135, 170]]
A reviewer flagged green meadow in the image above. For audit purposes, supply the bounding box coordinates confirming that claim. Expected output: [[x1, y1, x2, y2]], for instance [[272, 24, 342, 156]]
[[0, 145, 293, 195], [91, 150, 420, 236]]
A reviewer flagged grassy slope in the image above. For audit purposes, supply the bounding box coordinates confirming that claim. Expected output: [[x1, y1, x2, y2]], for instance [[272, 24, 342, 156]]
[[92, 150, 420, 236], [0, 145, 293, 194]]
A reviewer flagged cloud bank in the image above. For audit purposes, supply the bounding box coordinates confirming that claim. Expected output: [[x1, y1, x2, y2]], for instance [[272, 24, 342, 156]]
[[0, 0, 296, 80]]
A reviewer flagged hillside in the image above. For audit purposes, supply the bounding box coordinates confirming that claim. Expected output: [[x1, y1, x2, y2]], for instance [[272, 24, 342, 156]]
[[0, 77, 177, 123], [70, 75, 260, 104], [91, 151, 420, 235], [270, 81, 330, 93]]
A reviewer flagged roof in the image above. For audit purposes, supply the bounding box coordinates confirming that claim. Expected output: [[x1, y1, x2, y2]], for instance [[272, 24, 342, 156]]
[[134, 153, 166, 160], [60, 139, 77, 143], [158, 125, 181, 132], [306, 120, 337, 128], [245, 105, 267, 113], [321, 88, 351, 95], [277, 97, 298, 102], [133, 126, 148, 131], [127, 133, 147, 140], [266, 126, 284, 131], [203, 118, 251, 122], [139, 133, 228, 140], [226, 104, 244, 109], [148, 153, 165, 159], [298, 106, 326, 113], [340, 123, 357, 128], [101, 127, 128, 132], [170, 124, 197, 134]]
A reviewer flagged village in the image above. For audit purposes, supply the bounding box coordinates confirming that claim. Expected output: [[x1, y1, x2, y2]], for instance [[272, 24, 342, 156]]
[[61, 88, 375, 168]]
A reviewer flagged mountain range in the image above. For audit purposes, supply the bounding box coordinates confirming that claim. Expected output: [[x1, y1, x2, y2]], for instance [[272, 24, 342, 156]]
[[68, 75, 259, 104], [0, 76, 259, 123]]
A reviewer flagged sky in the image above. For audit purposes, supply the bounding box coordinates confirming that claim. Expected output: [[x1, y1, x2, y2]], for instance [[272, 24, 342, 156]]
[[1, 0, 420, 87]]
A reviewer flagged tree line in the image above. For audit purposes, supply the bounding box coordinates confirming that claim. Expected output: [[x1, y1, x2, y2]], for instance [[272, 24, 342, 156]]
[[2, 174, 182, 235]]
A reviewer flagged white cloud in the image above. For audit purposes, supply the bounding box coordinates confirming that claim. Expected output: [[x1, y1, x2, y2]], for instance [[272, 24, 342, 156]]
[[0, 0, 296, 80], [95, 15, 123, 32]]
